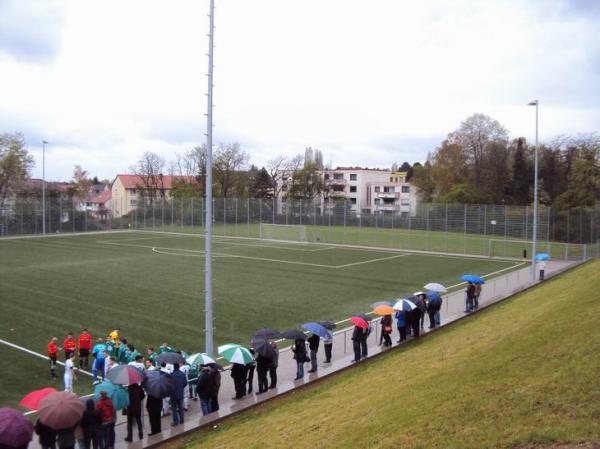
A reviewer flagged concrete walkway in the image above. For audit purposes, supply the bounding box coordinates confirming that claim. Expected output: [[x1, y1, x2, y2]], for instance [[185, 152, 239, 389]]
[[29, 259, 578, 449]]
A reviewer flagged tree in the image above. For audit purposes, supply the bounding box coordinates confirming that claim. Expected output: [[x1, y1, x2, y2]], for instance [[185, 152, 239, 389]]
[[410, 160, 435, 202], [213, 143, 249, 197], [554, 136, 600, 208], [314, 149, 324, 170], [69, 165, 93, 200], [250, 167, 274, 198], [399, 161, 411, 172], [0, 132, 34, 209], [286, 159, 324, 200], [130, 151, 166, 204], [509, 138, 531, 205], [430, 140, 468, 196], [391, 162, 399, 172]]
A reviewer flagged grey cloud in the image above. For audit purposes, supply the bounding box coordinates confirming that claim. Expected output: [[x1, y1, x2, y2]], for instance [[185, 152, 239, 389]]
[[0, 0, 66, 63]]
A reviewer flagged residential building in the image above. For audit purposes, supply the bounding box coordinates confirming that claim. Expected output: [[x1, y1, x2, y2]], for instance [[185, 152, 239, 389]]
[[110, 174, 196, 217]]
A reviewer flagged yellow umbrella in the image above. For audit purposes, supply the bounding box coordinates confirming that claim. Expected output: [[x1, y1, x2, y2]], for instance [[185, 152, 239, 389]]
[[373, 304, 394, 316]]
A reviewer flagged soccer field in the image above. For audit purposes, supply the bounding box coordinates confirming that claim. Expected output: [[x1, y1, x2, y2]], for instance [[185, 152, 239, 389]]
[[0, 230, 522, 408]]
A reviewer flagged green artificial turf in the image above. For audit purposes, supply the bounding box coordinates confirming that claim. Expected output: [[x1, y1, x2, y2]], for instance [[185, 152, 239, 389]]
[[177, 259, 600, 449], [0, 231, 518, 408]]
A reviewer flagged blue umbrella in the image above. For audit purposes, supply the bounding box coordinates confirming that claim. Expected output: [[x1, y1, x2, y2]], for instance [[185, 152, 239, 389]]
[[461, 274, 485, 284], [535, 253, 550, 261], [302, 322, 332, 339], [94, 380, 129, 410], [426, 291, 443, 306]]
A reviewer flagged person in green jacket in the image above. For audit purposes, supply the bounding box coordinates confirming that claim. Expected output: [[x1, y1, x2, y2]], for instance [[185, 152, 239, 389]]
[[159, 342, 175, 353], [147, 347, 158, 366]]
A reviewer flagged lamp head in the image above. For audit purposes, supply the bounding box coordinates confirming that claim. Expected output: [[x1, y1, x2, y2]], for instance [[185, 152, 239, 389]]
[[527, 100, 538, 106]]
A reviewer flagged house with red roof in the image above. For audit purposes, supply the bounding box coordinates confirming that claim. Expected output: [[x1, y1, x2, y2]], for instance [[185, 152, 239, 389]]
[[110, 174, 196, 217]]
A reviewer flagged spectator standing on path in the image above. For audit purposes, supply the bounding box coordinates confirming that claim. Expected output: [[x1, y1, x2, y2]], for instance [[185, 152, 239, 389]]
[[196, 366, 212, 415], [322, 334, 333, 363], [125, 383, 145, 442], [80, 398, 102, 449], [209, 365, 221, 411], [380, 314, 393, 347], [427, 297, 440, 329], [539, 260, 546, 281], [411, 295, 426, 338], [230, 362, 246, 399], [95, 390, 115, 449], [91, 338, 107, 385], [307, 334, 320, 373], [292, 339, 308, 379], [56, 426, 76, 449], [255, 353, 270, 394], [395, 310, 407, 343], [34, 418, 57, 449], [245, 349, 256, 394], [351, 326, 362, 362], [63, 333, 77, 361], [47, 337, 59, 380], [146, 393, 162, 436], [465, 282, 475, 313], [360, 323, 370, 357], [178, 358, 191, 411], [170, 363, 187, 426], [64, 352, 77, 392], [474, 282, 482, 309], [269, 342, 278, 388], [414, 293, 427, 331], [78, 329, 92, 370]]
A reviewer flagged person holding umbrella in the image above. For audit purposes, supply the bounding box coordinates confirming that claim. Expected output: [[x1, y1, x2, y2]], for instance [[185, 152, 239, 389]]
[[307, 333, 320, 373], [230, 362, 246, 400], [255, 352, 271, 394], [34, 418, 56, 449], [124, 383, 145, 442], [245, 349, 256, 394], [465, 281, 476, 313], [291, 339, 308, 379], [169, 363, 187, 426], [380, 314, 393, 347], [0, 407, 34, 449], [209, 364, 221, 411], [79, 399, 102, 449], [474, 282, 482, 309], [269, 341, 278, 389]]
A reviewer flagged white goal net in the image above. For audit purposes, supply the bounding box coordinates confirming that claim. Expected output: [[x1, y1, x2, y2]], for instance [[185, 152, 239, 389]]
[[260, 224, 308, 243]]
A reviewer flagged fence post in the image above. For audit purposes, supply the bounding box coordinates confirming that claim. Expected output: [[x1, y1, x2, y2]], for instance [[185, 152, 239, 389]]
[[463, 204, 467, 254]]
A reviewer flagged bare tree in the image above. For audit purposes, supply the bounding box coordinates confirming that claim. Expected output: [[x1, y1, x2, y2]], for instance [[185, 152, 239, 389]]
[[213, 143, 249, 197], [0, 132, 34, 209], [131, 151, 166, 204], [69, 165, 93, 200]]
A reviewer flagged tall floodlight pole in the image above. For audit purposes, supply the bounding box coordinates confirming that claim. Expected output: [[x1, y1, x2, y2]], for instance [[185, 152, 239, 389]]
[[42, 140, 48, 235], [204, 0, 216, 355], [528, 100, 539, 281]]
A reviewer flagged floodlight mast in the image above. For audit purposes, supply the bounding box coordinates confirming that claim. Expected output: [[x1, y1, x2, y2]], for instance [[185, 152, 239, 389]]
[[204, 0, 215, 355], [42, 140, 48, 235], [528, 100, 539, 281]]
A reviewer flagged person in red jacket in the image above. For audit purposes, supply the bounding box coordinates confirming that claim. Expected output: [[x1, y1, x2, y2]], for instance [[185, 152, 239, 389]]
[[96, 390, 115, 448], [63, 332, 77, 361], [78, 328, 93, 369], [47, 337, 60, 379]]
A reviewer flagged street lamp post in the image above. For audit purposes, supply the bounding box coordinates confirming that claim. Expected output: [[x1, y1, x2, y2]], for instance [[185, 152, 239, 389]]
[[528, 100, 539, 281], [42, 140, 48, 235]]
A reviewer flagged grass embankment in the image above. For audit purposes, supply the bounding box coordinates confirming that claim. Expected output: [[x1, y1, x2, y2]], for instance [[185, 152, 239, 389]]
[[176, 260, 600, 449]]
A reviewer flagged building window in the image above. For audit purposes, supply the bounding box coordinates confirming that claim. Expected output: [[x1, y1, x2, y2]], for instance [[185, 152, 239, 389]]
[[374, 186, 380, 193], [401, 199, 410, 205], [282, 185, 288, 191], [350, 174, 357, 181], [374, 198, 380, 205], [402, 185, 410, 193], [350, 186, 357, 193], [390, 177, 394, 182], [333, 173, 344, 180], [350, 198, 357, 204], [384, 186, 395, 193], [324, 173, 329, 180], [130, 200, 137, 206], [333, 185, 344, 192]]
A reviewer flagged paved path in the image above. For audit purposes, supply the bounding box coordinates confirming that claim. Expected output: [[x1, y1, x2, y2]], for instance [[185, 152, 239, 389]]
[[29, 259, 577, 449]]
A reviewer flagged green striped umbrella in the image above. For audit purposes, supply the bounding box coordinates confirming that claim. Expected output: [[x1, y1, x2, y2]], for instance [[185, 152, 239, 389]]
[[186, 353, 216, 366], [217, 344, 253, 364]]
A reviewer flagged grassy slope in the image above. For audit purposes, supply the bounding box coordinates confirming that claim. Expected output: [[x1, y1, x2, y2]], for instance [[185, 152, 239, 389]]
[[178, 260, 600, 449]]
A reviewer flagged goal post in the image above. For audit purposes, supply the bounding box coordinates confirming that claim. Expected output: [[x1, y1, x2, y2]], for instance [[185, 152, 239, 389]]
[[260, 223, 308, 243], [488, 239, 532, 258]]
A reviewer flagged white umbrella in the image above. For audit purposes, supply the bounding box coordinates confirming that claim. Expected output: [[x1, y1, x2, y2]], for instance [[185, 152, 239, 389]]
[[186, 353, 216, 366], [393, 299, 417, 311], [424, 282, 447, 293], [217, 344, 253, 365]]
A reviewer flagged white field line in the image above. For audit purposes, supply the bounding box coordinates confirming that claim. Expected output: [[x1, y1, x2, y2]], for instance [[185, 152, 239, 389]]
[[99, 240, 412, 269]]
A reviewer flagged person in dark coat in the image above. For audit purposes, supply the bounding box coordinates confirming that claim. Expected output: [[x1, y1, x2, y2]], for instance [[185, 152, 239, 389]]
[[380, 314, 393, 347], [56, 426, 76, 449], [35, 419, 57, 449], [291, 339, 307, 379], [351, 325, 362, 362], [395, 309, 407, 343], [465, 282, 475, 312], [245, 349, 256, 394], [80, 398, 102, 449], [145, 394, 162, 436], [360, 324, 370, 357], [322, 334, 333, 363], [196, 367, 213, 415], [209, 365, 221, 411], [268, 342, 278, 388], [411, 295, 426, 338], [307, 334, 320, 373], [427, 295, 442, 329], [255, 353, 271, 394], [230, 362, 246, 399], [125, 383, 145, 441], [170, 363, 187, 426]]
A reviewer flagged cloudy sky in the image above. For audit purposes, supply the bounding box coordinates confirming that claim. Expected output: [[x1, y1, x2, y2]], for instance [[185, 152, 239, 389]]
[[1, 0, 598, 181]]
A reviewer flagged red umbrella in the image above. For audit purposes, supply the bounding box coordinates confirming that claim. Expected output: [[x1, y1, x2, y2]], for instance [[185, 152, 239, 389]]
[[351, 316, 369, 329], [106, 364, 144, 385], [38, 391, 84, 430], [0, 407, 34, 448], [19, 387, 57, 411]]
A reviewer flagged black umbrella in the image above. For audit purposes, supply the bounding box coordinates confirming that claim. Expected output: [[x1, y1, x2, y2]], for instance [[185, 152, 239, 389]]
[[318, 320, 337, 330], [143, 370, 175, 399], [281, 329, 306, 340], [206, 362, 224, 371], [156, 352, 185, 365], [253, 328, 282, 340], [252, 339, 275, 358]]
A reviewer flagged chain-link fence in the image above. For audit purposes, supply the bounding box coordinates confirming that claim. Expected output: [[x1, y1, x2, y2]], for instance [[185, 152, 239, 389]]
[[1, 196, 598, 260]]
